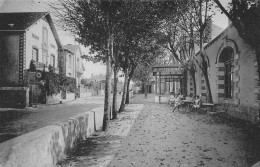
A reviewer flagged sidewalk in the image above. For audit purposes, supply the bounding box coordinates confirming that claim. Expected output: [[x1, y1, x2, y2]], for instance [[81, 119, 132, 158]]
[[57, 94, 260, 167], [0, 95, 105, 143]]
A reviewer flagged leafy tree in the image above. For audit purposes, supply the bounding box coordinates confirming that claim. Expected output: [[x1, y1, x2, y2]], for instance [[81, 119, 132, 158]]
[[214, 0, 260, 95], [157, 0, 214, 98], [50, 0, 123, 130], [50, 0, 182, 126], [113, 1, 178, 111]]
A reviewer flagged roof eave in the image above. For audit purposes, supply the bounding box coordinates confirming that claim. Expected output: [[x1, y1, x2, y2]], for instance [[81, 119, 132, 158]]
[[45, 13, 63, 50]]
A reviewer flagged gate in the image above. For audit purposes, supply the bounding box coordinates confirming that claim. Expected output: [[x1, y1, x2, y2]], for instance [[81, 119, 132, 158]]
[[27, 72, 44, 106]]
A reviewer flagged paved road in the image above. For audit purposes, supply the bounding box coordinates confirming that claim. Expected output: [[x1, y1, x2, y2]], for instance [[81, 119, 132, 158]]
[[0, 96, 105, 143], [57, 94, 257, 167]]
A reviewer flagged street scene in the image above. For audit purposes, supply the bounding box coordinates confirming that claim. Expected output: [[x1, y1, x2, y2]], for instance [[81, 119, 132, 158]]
[[1, 0, 260, 167], [57, 94, 260, 167]]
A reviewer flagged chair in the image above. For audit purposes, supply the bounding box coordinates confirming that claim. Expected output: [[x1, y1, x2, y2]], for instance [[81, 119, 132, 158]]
[[191, 99, 202, 114]]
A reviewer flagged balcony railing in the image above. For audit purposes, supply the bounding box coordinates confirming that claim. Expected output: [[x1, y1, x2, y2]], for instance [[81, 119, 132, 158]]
[[34, 61, 45, 69], [32, 61, 59, 74]]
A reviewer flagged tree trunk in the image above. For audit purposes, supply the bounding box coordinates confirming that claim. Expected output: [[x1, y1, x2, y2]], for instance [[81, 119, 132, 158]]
[[144, 80, 148, 98], [203, 69, 213, 103], [199, 53, 213, 103], [112, 67, 118, 119], [255, 45, 260, 85], [125, 77, 131, 104], [119, 69, 128, 113], [198, 3, 213, 103], [103, 52, 112, 131], [102, 28, 112, 131]]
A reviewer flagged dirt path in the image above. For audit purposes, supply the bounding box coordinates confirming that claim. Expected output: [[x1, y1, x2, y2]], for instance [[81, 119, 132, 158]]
[[57, 94, 259, 167], [56, 104, 143, 167], [108, 103, 248, 167]]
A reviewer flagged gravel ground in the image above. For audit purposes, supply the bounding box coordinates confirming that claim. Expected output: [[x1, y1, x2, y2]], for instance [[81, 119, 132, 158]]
[[57, 94, 260, 167], [56, 103, 143, 167]]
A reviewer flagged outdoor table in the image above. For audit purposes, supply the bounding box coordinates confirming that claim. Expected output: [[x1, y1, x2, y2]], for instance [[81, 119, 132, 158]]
[[182, 100, 194, 112], [201, 103, 215, 112]]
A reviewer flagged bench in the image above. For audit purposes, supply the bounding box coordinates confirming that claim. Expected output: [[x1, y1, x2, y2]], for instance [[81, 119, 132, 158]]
[[201, 103, 215, 112], [189, 102, 215, 114]]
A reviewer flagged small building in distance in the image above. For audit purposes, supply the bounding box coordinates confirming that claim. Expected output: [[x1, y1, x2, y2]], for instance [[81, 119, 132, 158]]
[[60, 44, 86, 98]]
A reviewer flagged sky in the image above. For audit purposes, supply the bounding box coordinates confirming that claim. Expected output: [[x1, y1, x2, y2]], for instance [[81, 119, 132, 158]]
[[0, 0, 230, 78]]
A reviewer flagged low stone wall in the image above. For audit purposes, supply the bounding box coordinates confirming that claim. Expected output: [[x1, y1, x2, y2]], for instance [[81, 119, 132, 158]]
[[46, 92, 62, 105], [129, 90, 134, 98], [98, 90, 105, 95], [0, 107, 104, 167], [154, 95, 169, 103], [215, 103, 259, 124], [91, 107, 104, 131], [63, 92, 75, 103], [79, 92, 92, 98], [0, 87, 29, 108]]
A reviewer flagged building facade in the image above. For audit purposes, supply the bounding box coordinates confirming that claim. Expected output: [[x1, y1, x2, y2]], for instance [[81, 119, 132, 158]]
[[60, 44, 86, 97], [188, 24, 259, 123], [0, 12, 62, 107]]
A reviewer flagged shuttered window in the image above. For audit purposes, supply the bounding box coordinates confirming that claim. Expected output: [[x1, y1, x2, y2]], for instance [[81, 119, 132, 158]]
[[219, 47, 234, 99]]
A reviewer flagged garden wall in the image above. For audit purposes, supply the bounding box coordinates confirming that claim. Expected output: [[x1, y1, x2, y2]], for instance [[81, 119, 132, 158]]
[[0, 107, 104, 167]]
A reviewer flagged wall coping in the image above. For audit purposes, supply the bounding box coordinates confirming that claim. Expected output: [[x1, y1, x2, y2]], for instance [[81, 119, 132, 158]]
[[0, 107, 103, 167]]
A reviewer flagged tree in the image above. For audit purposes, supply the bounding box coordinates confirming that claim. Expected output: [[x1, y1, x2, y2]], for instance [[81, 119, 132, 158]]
[[51, 0, 182, 124], [51, 0, 124, 130], [157, 0, 213, 98], [179, 0, 214, 102], [114, 1, 178, 111], [214, 0, 260, 96]]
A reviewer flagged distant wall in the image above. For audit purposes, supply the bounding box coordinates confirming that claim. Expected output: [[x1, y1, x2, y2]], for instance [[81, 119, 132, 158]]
[[0, 87, 29, 108]]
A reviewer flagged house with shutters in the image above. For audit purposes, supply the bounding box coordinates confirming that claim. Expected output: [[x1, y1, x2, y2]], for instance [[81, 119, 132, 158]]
[[0, 11, 62, 107], [186, 23, 260, 123], [60, 44, 86, 98]]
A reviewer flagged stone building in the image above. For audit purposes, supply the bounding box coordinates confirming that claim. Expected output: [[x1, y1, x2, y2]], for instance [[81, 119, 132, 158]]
[[0, 12, 62, 107], [188, 23, 259, 123]]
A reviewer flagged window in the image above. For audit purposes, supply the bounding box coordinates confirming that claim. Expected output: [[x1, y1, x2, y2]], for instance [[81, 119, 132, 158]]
[[50, 55, 55, 67], [219, 47, 234, 99], [43, 28, 48, 44], [32, 47, 38, 62], [42, 50, 48, 65], [69, 54, 73, 67]]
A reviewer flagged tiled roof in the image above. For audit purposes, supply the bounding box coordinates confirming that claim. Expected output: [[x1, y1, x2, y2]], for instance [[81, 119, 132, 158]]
[[63, 45, 81, 54], [0, 12, 47, 30]]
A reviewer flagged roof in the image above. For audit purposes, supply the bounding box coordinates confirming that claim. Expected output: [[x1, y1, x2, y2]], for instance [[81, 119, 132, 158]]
[[0, 12, 47, 31], [193, 23, 233, 58], [211, 23, 224, 39], [0, 0, 48, 13], [88, 74, 106, 82], [63, 45, 81, 54], [0, 0, 62, 48], [0, 12, 62, 49]]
